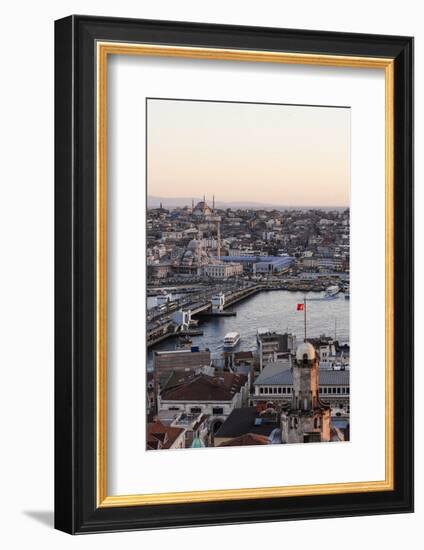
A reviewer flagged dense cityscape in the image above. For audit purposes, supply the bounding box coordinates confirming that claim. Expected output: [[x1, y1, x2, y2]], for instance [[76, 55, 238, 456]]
[[146, 196, 350, 450]]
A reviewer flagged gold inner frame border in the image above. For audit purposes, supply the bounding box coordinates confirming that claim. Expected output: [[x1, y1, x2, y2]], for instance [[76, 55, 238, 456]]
[[96, 41, 395, 508]]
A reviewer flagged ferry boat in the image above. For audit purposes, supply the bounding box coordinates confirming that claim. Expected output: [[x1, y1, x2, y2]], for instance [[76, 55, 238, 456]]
[[223, 332, 241, 348], [325, 285, 340, 298]]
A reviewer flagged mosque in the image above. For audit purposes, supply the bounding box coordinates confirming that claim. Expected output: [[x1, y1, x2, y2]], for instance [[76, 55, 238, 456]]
[[191, 196, 215, 219], [176, 195, 222, 275], [178, 238, 214, 275]]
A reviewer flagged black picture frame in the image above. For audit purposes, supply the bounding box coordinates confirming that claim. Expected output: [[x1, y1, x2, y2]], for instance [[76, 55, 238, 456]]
[[55, 15, 414, 534]]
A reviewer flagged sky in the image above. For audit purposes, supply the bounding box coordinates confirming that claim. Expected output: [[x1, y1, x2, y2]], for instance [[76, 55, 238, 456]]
[[147, 99, 350, 207]]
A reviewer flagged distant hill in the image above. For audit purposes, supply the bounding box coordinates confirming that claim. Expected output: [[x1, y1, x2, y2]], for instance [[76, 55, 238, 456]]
[[147, 195, 347, 211]]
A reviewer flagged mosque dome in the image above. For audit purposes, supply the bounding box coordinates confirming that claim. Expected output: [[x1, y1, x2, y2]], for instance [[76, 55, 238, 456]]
[[187, 239, 203, 251], [296, 342, 316, 362], [192, 199, 212, 217]]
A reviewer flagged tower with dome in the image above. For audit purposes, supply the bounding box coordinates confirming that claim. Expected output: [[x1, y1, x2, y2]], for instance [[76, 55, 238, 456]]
[[280, 342, 331, 444]]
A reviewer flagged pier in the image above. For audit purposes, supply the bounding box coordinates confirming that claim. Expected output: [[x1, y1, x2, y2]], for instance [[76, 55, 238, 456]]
[[147, 284, 260, 347], [146, 278, 348, 348]]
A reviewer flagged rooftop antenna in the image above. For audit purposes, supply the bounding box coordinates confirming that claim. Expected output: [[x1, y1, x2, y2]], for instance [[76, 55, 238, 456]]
[[213, 194, 215, 212]]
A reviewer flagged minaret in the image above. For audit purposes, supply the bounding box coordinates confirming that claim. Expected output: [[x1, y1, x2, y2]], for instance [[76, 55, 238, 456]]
[[281, 342, 331, 443], [217, 220, 221, 260]]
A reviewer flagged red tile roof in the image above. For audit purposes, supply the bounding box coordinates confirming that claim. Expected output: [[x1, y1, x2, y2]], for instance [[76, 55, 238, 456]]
[[160, 373, 247, 402], [218, 433, 270, 447], [146, 420, 185, 450]]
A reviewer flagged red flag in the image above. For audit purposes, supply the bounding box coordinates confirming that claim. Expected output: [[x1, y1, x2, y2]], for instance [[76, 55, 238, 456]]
[[296, 303, 304, 311]]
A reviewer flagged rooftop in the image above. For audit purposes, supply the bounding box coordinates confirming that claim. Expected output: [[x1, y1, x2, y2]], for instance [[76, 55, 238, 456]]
[[146, 420, 185, 450], [214, 407, 279, 439], [217, 433, 270, 447], [160, 372, 248, 402], [253, 361, 350, 386]]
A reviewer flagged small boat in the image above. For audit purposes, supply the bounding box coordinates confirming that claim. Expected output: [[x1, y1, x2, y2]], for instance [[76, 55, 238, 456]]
[[325, 285, 340, 298], [223, 332, 241, 348]]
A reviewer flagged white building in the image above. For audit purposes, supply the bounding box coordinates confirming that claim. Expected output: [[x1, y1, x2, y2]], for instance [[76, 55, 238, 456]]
[[158, 372, 249, 434], [251, 357, 350, 417], [204, 262, 243, 279]]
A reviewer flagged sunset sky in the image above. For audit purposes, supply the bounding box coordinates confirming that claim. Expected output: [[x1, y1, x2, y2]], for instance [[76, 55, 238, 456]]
[[147, 98, 350, 207]]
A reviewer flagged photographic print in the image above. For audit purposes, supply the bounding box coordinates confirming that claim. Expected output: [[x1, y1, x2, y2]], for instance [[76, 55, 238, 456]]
[[55, 18, 413, 532], [146, 98, 350, 451]]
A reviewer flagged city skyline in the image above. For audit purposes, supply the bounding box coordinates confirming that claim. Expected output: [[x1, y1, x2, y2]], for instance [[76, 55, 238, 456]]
[[147, 194, 349, 210], [147, 99, 350, 208]]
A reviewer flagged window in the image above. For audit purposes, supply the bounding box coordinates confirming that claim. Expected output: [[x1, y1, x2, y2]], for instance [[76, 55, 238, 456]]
[[190, 407, 201, 414], [319, 388, 322, 394], [212, 407, 224, 415], [264, 387, 269, 394], [332, 387, 337, 394], [337, 387, 341, 394], [169, 406, 180, 411], [278, 387, 282, 394], [260, 387, 264, 394]]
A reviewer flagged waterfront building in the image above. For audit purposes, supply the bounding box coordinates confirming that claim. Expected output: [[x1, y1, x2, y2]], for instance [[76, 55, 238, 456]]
[[280, 342, 331, 444], [253, 256, 293, 274], [147, 262, 174, 279], [204, 262, 243, 279], [258, 331, 296, 370], [233, 351, 256, 369]]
